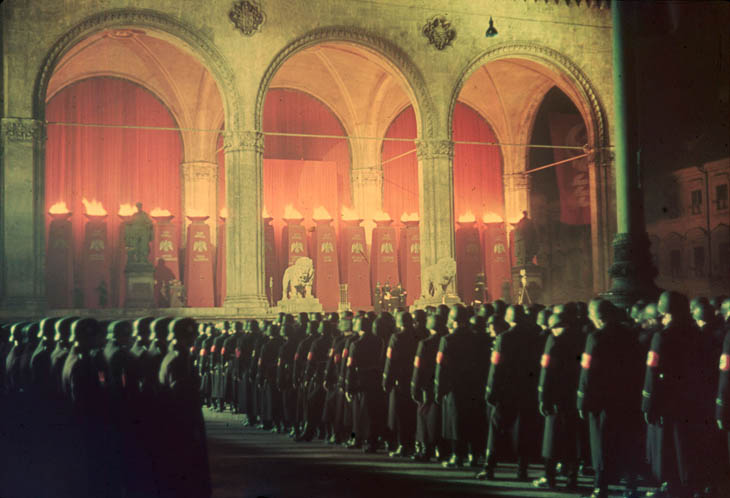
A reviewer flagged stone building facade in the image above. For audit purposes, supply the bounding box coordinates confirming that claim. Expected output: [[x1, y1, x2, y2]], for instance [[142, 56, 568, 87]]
[[1, 0, 616, 317]]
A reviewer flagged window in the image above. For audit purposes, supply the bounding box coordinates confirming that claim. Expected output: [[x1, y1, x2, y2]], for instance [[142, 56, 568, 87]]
[[716, 184, 728, 211], [693, 246, 705, 277], [691, 189, 703, 215], [670, 249, 682, 279]]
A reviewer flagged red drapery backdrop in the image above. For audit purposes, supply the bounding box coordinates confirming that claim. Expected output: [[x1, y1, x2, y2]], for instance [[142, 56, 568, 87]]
[[45, 77, 183, 306], [453, 102, 504, 220], [382, 107, 419, 221], [262, 89, 352, 300], [548, 113, 590, 225]]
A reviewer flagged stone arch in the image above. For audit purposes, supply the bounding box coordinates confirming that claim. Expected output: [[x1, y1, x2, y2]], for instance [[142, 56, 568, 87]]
[[34, 8, 242, 132], [448, 42, 609, 169], [255, 26, 436, 139]]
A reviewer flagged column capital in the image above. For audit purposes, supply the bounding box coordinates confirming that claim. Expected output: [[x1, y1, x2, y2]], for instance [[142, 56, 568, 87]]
[[503, 171, 529, 190], [1, 117, 45, 143], [223, 130, 264, 154], [416, 139, 453, 161]]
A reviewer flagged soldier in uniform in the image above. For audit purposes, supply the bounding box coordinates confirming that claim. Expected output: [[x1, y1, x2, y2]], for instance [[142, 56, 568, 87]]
[[411, 308, 449, 462], [277, 320, 301, 435], [211, 321, 230, 411], [198, 323, 216, 407], [345, 314, 383, 453], [238, 320, 262, 425], [293, 320, 321, 440], [340, 314, 363, 448], [577, 299, 643, 498], [532, 311, 583, 490], [299, 320, 336, 442], [382, 311, 418, 458], [478, 305, 542, 480], [148, 316, 174, 382], [221, 322, 240, 412], [322, 312, 352, 444], [469, 312, 492, 467], [157, 317, 211, 498], [258, 321, 286, 431], [435, 305, 481, 468], [30, 317, 57, 398], [642, 291, 701, 498], [716, 298, 730, 462]]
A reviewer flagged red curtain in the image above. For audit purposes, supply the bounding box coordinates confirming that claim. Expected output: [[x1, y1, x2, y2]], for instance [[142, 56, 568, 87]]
[[453, 102, 504, 220], [45, 77, 183, 305], [548, 113, 591, 225], [382, 107, 418, 221], [262, 88, 351, 238]]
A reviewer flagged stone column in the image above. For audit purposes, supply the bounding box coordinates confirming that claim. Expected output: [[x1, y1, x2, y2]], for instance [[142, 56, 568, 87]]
[[588, 153, 611, 294], [222, 130, 269, 314], [414, 139, 456, 302], [1, 117, 47, 310], [503, 171, 530, 224], [181, 161, 218, 240], [603, 1, 658, 306]]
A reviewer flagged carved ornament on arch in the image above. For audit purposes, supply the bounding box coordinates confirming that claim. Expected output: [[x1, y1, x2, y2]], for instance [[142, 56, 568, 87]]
[[416, 139, 454, 161], [450, 42, 608, 154], [223, 130, 264, 154], [35, 9, 242, 131], [256, 26, 436, 138], [1, 118, 46, 143]]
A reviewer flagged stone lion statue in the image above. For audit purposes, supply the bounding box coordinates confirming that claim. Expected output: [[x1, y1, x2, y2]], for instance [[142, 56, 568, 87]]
[[422, 257, 457, 298], [282, 257, 314, 299]]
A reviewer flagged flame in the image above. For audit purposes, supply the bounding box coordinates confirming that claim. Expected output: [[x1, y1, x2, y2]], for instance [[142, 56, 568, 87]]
[[150, 207, 171, 217], [372, 210, 392, 222], [48, 201, 70, 215], [262, 206, 271, 218], [458, 210, 476, 223], [283, 204, 303, 220], [400, 212, 419, 222], [220, 207, 228, 219], [312, 206, 332, 221], [482, 212, 503, 224], [82, 198, 107, 216], [118, 203, 136, 216], [341, 206, 360, 221], [187, 208, 206, 218]]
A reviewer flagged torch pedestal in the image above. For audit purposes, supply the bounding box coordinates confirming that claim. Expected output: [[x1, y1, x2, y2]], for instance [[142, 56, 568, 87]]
[[399, 220, 420, 306], [371, 220, 399, 296], [82, 215, 110, 309], [184, 216, 214, 307], [340, 219, 371, 310], [47, 212, 73, 308], [313, 219, 340, 312], [455, 221, 483, 305], [152, 215, 180, 307]]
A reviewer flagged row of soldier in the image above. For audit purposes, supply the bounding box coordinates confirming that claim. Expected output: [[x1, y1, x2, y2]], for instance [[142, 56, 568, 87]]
[[198, 293, 730, 498], [0, 315, 211, 498]]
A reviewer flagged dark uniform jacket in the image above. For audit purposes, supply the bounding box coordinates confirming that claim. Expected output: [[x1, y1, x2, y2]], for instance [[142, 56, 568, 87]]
[[538, 329, 583, 413], [485, 323, 542, 409], [411, 334, 441, 404], [383, 328, 418, 394], [715, 327, 730, 425], [345, 332, 384, 395]]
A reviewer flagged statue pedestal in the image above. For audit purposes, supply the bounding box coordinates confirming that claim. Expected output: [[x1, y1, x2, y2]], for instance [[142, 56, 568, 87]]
[[511, 264, 544, 305], [412, 293, 461, 311], [274, 295, 324, 314], [125, 262, 155, 308]]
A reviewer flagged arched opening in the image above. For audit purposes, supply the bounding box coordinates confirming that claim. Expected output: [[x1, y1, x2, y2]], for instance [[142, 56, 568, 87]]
[[262, 41, 420, 312], [529, 87, 593, 303], [453, 49, 608, 304], [43, 28, 225, 309]]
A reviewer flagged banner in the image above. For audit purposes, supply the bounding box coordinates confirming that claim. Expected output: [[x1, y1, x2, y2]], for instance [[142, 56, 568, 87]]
[[152, 218, 180, 306], [483, 223, 511, 301], [340, 221, 370, 310], [313, 220, 340, 312], [455, 223, 483, 304], [371, 222, 399, 295], [82, 217, 110, 308], [47, 215, 73, 308], [185, 219, 214, 307], [398, 222, 420, 306], [548, 113, 590, 225]]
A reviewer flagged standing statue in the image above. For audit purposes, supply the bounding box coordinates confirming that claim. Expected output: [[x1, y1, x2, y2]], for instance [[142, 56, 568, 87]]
[[511, 211, 538, 267], [124, 202, 154, 266]]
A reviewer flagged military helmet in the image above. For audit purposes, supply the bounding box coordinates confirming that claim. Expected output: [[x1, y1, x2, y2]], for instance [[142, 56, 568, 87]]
[[132, 316, 155, 340], [396, 311, 413, 330], [150, 316, 174, 345], [169, 317, 197, 349], [548, 311, 569, 329], [39, 317, 59, 342], [70, 318, 100, 349], [491, 299, 507, 319], [107, 320, 132, 344], [54, 316, 78, 344], [692, 301, 712, 324], [448, 304, 470, 327], [487, 315, 509, 336], [10, 322, 29, 345], [504, 305, 525, 325], [536, 309, 552, 329], [657, 290, 690, 318]]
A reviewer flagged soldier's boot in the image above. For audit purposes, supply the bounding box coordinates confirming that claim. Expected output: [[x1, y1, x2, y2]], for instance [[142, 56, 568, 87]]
[[582, 488, 608, 498]]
